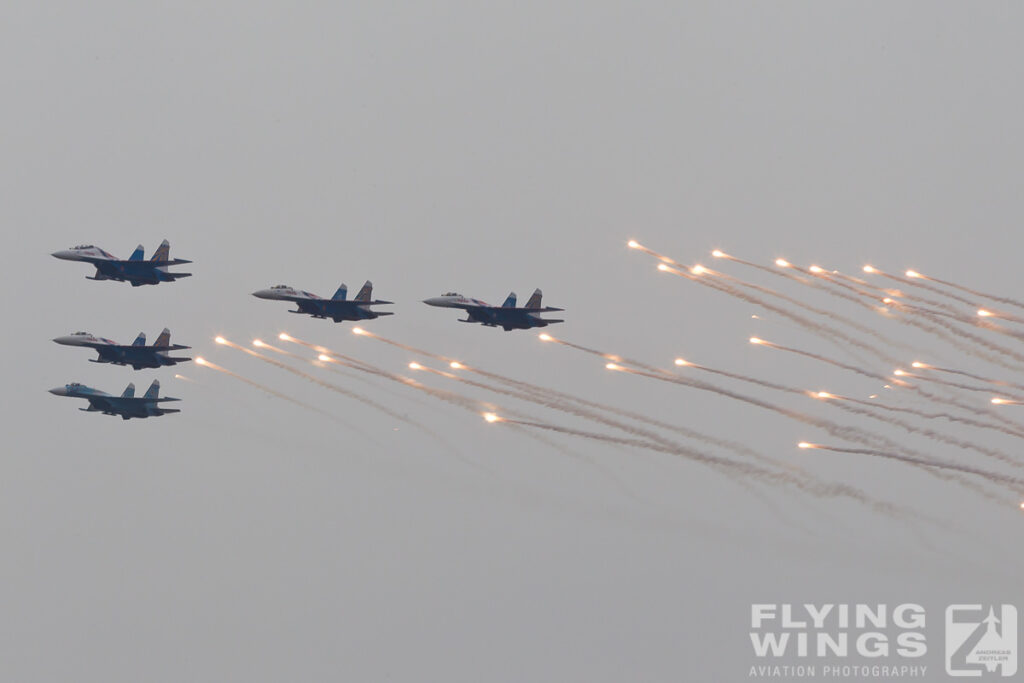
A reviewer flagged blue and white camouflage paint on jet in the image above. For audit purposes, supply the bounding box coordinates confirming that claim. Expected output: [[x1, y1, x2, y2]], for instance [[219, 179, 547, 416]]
[[252, 280, 394, 323], [49, 380, 181, 420], [422, 289, 564, 331], [53, 329, 192, 370], [51, 239, 192, 286]]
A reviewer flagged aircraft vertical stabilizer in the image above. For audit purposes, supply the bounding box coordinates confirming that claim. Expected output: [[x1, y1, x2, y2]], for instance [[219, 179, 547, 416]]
[[143, 380, 161, 400], [150, 239, 170, 262], [154, 328, 171, 348], [354, 281, 373, 302]]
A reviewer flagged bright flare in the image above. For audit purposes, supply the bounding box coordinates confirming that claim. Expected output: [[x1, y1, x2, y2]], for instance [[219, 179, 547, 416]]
[[252, 339, 265, 347], [749, 337, 765, 345], [318, 354, 332, 362], [482, 412, 500, 423], [195, 357, 208, 365], [690, 264, 707, 275], [711, 249, 726, 258], [978, 309, 994, 317], [992, 397, 1009, 405], [538, 333, 553, 341], [797, 442, 818, 449], [605, 363, 622, 371], [808, 265, 824, 274], [278, 333, 292, 341], [657, 263, 671, 272], [863, 265, 877, 274], [775, 258, 791, 268], [408, 362, 422, 370], [449, 361, 464, 369], [214, 336, 227, 345], [352, 327, 366, 335], [911, 361, 930, 369], [816, 391, 834, 399], [674, 358, 689, 366], [905, 270, 922, 278], [627, 240, 641, 249]]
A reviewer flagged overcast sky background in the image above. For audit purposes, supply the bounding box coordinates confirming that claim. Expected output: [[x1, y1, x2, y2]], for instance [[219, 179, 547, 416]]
[[2, 2, 1022, 681]]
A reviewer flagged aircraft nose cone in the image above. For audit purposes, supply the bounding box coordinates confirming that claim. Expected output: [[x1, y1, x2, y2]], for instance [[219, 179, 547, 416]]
[[49, 386, 68, 396], [53, 335, 75, 345], [422, 297, 440, 306], [51, 250, 74, 260], [252, 289, 274, 299]]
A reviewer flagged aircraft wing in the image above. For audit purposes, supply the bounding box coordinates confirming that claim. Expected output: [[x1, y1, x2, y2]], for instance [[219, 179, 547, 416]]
[[149, 258, 192, 265], [96, 343, 191, 351], [463, 305, 563, 316]]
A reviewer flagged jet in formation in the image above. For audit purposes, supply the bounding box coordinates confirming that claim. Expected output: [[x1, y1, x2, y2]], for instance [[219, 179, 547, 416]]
[[53, 328, 191, 370], [52, 240, 192, 286], [49, 380, 181, 419], [252, 280, 394, 322], [422, 289, 564, 331]]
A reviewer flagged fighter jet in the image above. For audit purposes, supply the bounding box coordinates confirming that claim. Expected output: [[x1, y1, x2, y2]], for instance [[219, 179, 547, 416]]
[[422, 289, 564, 331], [49, 380, 181, 420], [53, 328, 191, 370], [252, 281, 394, 322], [51, 240, 192, 286]]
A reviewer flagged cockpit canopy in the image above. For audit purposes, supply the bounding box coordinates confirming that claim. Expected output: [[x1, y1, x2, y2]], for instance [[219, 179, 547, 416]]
[[72, 331, 91, 336], [67, 382, 83, 388], [71, 244, 95, 249], [271, 284, 291, 290], [441, 292, 461, 297]]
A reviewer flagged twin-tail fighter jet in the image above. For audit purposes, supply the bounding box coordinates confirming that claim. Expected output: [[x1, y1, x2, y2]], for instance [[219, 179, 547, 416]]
[[252, 280, 394, 322], [51, 240, 192, 286], [49, 380, 181, 420], [422, 289, 564, 331], [53, 328, 191, 370]]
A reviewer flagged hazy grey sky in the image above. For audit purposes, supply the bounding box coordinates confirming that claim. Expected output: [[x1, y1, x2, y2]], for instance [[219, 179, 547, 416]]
[[2, 2, 1022, 681]]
